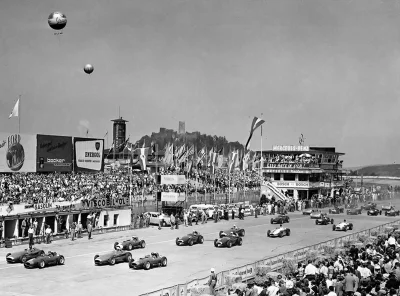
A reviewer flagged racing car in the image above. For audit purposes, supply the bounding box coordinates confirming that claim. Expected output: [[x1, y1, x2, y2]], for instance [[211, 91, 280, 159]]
[[329, 207, 345, 214], [219, 226, 245, 238], [6, 247, 45, 263], [315, 214, 334, 225], [367, 208, 382, 216], [214, 233, 243, 248], [302, 209, 317, 215], [332, 221, 353, 231], [24, 251, 65, 269], [385, 209, 400, 217], [267, 225, 291, 238], [94, 249, 132, 266], [128, 252, 167, 270], [347, 208, 362, 215], [176, 231, 204, 246], [270, 214, 290, 224], [310, 211, 324, 219], [382, 205, 394, 212], [114, 236, 146, 251], [361, 202, 377, 210]]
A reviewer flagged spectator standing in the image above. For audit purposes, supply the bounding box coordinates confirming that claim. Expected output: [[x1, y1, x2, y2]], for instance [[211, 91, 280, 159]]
[[158, 212, 164, 230], [87, 222, 93, 240], [33, 218, 38, 236], [208, 268, 217, 296], [344, 268, 358, 296], [170, 213, 175, 230], [77, 221, 83, 238], [304, 260, 318, 280], [0, 220, 3, 242], [183, 210, 188, 227], [21, 218, 27, 238], [70, 221, 76, 241], [28, 225, 34, 249], [45, 225, 52, 244]]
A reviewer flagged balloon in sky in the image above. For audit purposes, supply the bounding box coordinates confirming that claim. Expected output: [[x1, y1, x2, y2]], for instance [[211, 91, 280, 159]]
[[48, 12, 67, 31], [84, 64, 94, 74]]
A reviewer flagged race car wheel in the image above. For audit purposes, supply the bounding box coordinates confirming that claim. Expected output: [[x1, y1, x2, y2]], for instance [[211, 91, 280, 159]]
[[144, 261, 151, 270], [267, 230, 271, 237], [287, 229, 291, 236], [315, 220, 318, 225], [39, 260, 45, 269], [175, 237, 180, 246], [109, 258, 116, 266], [219, 231, 224, 238], [21, 255, 28, 263], [227, 241, 232, 248], [198, 236, 204, 244], [58, 256, 65, 265], [329, 209, 332, 214], [385, 212, 388, 216], [287, 217, 290, 222], [270, 219, 274, 224], [279, 232, 283, 238], [332, 225, 336, 231], [188, 239, 194, 246], [114, 242, 119, 250], [214, 239, 219, 247], [141, 241, 146, 248], [40, 251, 45, 257], [349, 225, 353, 230], [127, 244, 133, 251], [125, 253, 132, 262], [238, 239, 243, 246], [240, 230, 245, 237], [367, 212, 370, 216], [344, 227, 347, 232], [161, 258, 167, 267], [331, 219, 334, 224], [162, 221, 167, 227]]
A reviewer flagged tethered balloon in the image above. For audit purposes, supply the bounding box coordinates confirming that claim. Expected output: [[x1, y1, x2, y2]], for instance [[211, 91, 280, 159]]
[[84, 64, 94, 74], [48, 12, 67, 31]]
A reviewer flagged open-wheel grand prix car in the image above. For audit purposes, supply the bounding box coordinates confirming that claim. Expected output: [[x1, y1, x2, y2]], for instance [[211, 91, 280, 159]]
[[114, 236, 146, 251], [310, 211, 325, 219], [24, 251, 65, 269], [219, 226, 245, 238], [329, 207, 345, 214], [361, 202, 377, 210], [214, 233, 243, 248], [347, 207, 362, 215], [382, 205, 394, 212], [315, 214, 334, 225], [332, 221, 353, 231], [302, 209, 317, 215], [267, 226, 291, 238], [128, 252, 167, 270], [367, 208, 382, 216], [176, 231, 204, 246], [6, 247, 45, 264], [94, 249, 132, 266], [270, 214, 290, 224], [385, 209, 400, 217]]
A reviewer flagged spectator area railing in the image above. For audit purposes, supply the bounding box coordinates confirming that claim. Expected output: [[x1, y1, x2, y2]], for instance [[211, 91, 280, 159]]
[[140, 219, 400, 296]]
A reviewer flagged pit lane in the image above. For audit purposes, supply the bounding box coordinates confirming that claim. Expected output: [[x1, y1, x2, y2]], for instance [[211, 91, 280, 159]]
[[1, 200, 399, 296]]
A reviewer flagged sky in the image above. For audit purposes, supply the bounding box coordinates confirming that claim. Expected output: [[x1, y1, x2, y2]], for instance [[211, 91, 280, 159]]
[[0, 0, 399, 167]]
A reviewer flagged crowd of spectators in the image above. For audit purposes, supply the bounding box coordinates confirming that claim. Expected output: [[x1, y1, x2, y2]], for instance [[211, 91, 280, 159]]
[[0, 167, 263, 206]]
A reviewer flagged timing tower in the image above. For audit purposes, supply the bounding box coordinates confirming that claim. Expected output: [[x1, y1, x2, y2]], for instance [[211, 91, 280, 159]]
[[111, 117, 128, 148]]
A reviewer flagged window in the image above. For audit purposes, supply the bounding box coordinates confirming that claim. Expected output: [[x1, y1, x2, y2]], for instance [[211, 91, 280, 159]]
[[273, 173, 281, 181], [103, 215, 109, 227], [113, 214, 119, 226], [298, 174, 309, 181], [286, 190, 294, 197], [283, 174, 295, 181]]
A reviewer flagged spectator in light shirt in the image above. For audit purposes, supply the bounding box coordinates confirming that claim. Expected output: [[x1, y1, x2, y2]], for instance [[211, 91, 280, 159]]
[[327, 285, 337, 296], [387, 235, 397, 249], [304, 260, 319, 280], [267, 280, 279, 296], [319, 262, 329, 277]]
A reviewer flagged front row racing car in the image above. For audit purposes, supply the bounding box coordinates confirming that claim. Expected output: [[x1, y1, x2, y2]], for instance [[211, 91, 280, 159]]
[[176, 231, 204, 246], [94, 249, 132, 266], [6, 247, 45, 263], [214, 233, 243, 248], [332, 221, 353, 231], [267, 225, 291, 238], [329, 207, 344, 214], [24, 251, 65, 269], [270, 214, 290, 224], [315, 215, 334, 225], [219, 226, 245, 238], [385, 209, 400, 217], [367, 209, 382, 216], [128, 252, 167, 270], [114, 236, 146, 251]]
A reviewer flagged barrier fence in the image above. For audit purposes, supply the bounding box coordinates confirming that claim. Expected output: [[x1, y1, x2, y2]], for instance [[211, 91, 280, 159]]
[[140, 219, 400, 296]]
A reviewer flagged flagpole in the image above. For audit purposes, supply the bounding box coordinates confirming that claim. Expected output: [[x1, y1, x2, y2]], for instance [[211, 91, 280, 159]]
[[18, 95, 21, 134]]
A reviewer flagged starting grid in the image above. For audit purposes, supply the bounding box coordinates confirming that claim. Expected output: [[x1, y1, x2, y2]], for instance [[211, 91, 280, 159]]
[[140, 219, 400, 296]]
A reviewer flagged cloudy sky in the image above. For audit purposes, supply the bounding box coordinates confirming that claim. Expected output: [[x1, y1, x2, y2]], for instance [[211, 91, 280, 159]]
[[0, 0, 399, 167]]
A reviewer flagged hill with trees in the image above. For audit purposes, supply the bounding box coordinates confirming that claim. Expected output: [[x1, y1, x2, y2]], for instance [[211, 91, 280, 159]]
[[347, 164, 400, 177]]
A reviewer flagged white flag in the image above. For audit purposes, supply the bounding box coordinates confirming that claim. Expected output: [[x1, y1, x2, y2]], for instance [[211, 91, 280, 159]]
[[8, 99, 19, 119]]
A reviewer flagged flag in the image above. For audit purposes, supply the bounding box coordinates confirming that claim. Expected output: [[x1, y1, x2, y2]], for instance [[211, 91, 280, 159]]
[[8, 99, 19, 119], [179, 121, 185, 134], [228, 150, 238, 173], [217, 147, 224, 168], [151, 142, 156, 156], [245, 116, 265, 150], [234, 150, 240, 169], [135, 147, 149, 171], [104, 131, 108, 138], [242, 151, 250, 171], [196, 147, 206, 165]]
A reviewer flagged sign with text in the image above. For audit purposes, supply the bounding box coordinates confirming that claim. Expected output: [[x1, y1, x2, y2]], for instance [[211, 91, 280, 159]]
[[272, 145, 309, 151], [73, 137, 104, 172], [36, 134, 73, 172], [81, 196, 130, 209], [272, 181, 310, 188], [160, 175, 186, 185], [161, 192, 186, 202], [0, 133, 36, 173], [264, 169, 321, 174]]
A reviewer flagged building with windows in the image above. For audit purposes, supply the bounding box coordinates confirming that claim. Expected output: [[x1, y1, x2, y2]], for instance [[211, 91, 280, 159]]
[[261, 145, 345, 201]]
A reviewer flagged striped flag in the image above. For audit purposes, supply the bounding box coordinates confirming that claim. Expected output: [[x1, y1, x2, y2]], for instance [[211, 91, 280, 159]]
[[134, 147, 150, 171], [242, 151, 251, 171], [245, 117, 265, 150], [228, 150, 238, 173], [196, 147, 206, 165]]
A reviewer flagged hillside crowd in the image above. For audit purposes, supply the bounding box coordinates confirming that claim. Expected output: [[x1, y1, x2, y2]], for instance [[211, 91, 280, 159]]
[[0, 167, 263, 206]]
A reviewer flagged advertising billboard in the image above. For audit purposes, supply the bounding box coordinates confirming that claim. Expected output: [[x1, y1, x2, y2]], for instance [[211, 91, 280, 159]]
[[0, 133, 36, 173], [36, 134, 73, 172], [73, 137, 104, 172]]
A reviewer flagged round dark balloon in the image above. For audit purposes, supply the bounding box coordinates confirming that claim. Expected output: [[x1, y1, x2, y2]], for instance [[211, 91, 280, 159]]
[[84, 64, 94, 74], [48, 12, 67, 31]]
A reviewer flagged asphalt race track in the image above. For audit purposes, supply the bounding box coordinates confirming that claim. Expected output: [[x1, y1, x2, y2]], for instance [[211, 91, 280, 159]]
[[1, 200, 400, 296]]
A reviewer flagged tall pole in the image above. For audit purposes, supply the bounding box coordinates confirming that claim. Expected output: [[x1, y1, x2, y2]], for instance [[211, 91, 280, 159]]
[[18, 95, 21, 134]]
